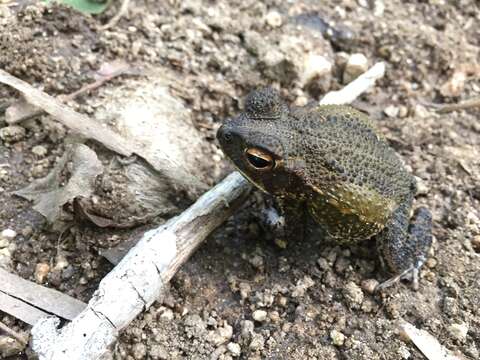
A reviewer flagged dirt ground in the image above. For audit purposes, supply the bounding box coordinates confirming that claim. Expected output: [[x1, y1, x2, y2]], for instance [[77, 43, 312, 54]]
[[1, 0, 479, 359]]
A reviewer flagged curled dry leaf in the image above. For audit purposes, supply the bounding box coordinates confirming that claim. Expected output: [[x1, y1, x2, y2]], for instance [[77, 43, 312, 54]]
[[15, 144, 103, 225]]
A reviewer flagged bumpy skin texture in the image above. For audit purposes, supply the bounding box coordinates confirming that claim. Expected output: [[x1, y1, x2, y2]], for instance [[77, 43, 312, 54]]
[[217, 88, 432, 286]]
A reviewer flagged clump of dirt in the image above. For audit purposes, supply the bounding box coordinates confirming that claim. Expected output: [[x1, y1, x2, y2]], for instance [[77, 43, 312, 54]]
[[0, 0, 479, 359]]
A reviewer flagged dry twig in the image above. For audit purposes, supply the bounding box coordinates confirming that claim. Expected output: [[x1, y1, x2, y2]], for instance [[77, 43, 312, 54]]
[[425, 96, 480, 114], [101, 0, 131, 30], [5, 62, 131, 124]]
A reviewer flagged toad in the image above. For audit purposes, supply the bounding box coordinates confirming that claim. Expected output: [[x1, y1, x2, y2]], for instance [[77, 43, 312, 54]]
[[217, 87, 432, 290]]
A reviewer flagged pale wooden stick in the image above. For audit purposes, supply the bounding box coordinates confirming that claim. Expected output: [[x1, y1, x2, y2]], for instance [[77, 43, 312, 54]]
[[31, 172, 251, 360], [320, 62, 386, 105], [5, 63, 131, 124], [399, 320, 461, 360]]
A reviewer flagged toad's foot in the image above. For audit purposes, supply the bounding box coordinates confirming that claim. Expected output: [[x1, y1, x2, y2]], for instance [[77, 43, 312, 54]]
[[376, 204, 432, 291]]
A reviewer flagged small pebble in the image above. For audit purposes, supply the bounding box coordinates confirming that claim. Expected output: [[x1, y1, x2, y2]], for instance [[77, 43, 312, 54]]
[[300, 54, 332, 87], [1, 229, 17, 241], [240, 320, 254, 340], [471, 235, 480, 251], [448, 322, 468, 342], [208, 324, 233, 345], [384, 105, 400, 118], [34, 263, 50, 284], [31, 145, 48, 157], [414, 104, 430, 118], [159, 308, 174, 321], [249, 333, 265, 351], [343, 53, 368, 83], [131, 343, 147, 360], [0, 125, 26, 142], [343, 281, 364, 307], [227, 342, 241, 357], [317, 257, 330, 270], [269, 310, 280, 323], [398, 105, 409, 118], [265, 10, 283, 28], [414, 176, 429, 195], [291, 276, 315, 297], [330, 330, 345, 346], [252, 310, 267, 322], [361, 279, 379, 294], [426, 258, 437, 268], [397, 345, 411, 359]]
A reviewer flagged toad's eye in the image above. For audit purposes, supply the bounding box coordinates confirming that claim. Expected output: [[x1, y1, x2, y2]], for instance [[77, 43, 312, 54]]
[[245, 148, 274, 170]]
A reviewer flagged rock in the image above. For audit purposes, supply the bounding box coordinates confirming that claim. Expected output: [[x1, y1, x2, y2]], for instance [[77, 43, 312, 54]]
[[240, 320, 254, 341], [252, 310, 267, 322], [159, 308, 174, 321], [330, 330, 345, 346], [208, 324, 233, 346], [269, 311, 280, 323], [343, 53, 368, 83], [149, 344, 169, 360], [361, 279, 379, 294], [1, 229, 17, 241], [249, 333, 265, 351], [300, 54, 332, 88], [398, 105, 409, 118], [0, 247, 12, 269], [255, 24, 333, 86], [471, 235, 480, 251], [248, 254, 264, 269], [426, 258, 437, 268], [0, 336, 26, 358], [264, 10, 282, 28], [343, 281, 364, 307], [397, 345, 411, 359], [413, 104, 430, 118], [32, 145, 48, 157], [291, 276, 315, 298], [238, 282, 252, 300], [440, 70, 467, 97], [317, 257, 330, 270], [34, 262, 50, 284], [384, 105, 400, 118], [448, 322, 468, 342], [414, 176, 429, 196], [132, 343, 147, 360], [0, 125, 26, 142], [20, 225, 32, 238], [227, 342, 241, 357]]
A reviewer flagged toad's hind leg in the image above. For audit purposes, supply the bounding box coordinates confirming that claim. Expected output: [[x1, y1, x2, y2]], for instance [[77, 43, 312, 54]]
[[375, 198, 432, 291]]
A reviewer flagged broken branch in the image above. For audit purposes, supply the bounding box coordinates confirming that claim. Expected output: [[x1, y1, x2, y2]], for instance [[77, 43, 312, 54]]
[[31, 172, 251, 359]]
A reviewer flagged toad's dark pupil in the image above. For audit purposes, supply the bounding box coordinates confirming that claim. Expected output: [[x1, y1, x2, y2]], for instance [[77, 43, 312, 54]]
[[247, 153, 272, 169]]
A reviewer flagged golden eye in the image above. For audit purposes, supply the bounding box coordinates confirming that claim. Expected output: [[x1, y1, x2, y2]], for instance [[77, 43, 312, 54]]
[[245, 148, 274, 170]]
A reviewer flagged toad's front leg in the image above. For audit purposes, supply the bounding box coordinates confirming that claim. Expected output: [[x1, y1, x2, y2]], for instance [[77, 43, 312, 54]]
[[262, 198, 307, 247], [375, 196, 432, 291]]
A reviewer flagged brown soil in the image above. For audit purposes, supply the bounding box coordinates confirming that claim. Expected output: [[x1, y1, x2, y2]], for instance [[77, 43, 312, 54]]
[[0, 1, 479, 359]]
